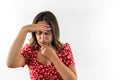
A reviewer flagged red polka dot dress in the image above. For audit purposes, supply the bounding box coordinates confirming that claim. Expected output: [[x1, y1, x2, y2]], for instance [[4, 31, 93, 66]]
[[21, 43, 75, 80]]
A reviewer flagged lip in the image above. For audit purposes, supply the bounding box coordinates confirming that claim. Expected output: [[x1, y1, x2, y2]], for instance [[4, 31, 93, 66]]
[[39, 42, 47, 45], [40, 42, 46, 44]]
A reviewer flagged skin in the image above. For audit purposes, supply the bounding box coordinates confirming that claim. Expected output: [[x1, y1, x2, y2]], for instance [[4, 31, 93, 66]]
[[7, 21, 77, 80]]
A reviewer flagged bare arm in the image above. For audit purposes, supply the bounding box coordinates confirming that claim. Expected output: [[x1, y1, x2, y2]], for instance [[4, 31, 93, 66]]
[[6, 23, 51, 68], [6, 26, 28, 68], [41, 45, 77, 80], [52, 56, 77, 80]]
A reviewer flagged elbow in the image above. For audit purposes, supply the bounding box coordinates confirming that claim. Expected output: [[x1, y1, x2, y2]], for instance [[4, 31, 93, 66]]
[[7, 64, 15, 68], [6, 63, 13, 68], [7, 63, 16, 68], [70, 73, 77, 80], [71, 76, 77, 80], [6, 61, 16, 68], [71, 74, 78, 80], [74, 77, 77, 80], [67, 75, 77, 80]]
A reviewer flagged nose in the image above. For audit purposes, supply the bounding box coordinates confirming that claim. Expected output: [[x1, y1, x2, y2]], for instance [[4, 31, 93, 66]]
[[41, 34, 46, 42]]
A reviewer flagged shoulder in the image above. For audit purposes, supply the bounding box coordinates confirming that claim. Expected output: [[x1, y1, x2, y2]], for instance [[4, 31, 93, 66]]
[[59, 42, 72, 52], [22, 43, 39, 51], [58, 43, 75, 67], [22, 44, 31, 50], [62, 43, 71, 49]]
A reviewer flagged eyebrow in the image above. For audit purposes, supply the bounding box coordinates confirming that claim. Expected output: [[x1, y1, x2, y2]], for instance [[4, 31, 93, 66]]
[[45, 29, 52, 32]]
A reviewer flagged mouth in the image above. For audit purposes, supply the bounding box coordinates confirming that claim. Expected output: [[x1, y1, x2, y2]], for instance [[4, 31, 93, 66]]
[[39, 42, 47, 45], [38, 41, 51, 46]]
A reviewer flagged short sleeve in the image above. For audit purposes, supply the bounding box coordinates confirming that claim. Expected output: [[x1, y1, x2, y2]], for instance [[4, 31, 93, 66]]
[[60, 43, 75, 67], [21, 44, 32, 66]]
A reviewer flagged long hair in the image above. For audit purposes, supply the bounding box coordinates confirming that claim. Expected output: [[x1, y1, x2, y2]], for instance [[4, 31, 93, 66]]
[[29, 11, 63, 50]]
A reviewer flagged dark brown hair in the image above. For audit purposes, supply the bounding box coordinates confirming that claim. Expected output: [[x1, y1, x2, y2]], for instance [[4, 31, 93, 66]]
[[29, 11, 62, 50]]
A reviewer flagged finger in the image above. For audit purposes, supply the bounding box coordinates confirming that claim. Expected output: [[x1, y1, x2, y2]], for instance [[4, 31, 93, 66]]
[[48, 43, 51, 47], [41, 50, 44, 55], [40, 47, 45, 54], [37, 22, 50, 28], [47, 42, 52, 46], [44, 24, 50, 28], [40, 47, 44, 51], [40, 45, 45, 50]]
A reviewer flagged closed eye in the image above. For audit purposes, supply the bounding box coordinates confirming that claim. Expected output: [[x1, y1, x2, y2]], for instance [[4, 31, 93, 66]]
[[44, 31, 52, 35], [36, 30, 52, 35], [36, 31, 42, 35]]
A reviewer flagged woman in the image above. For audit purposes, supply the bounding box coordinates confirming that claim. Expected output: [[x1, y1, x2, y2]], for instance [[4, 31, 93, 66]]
[[7, 11, 77, 80]]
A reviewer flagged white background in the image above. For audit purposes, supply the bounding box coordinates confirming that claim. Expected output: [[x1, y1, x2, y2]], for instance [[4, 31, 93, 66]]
[[0, 0, 120, 80]]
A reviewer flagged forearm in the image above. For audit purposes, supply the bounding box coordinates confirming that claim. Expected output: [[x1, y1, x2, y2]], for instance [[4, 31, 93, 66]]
[[52, 57, 77, 80], [7, 27, 28, 66]]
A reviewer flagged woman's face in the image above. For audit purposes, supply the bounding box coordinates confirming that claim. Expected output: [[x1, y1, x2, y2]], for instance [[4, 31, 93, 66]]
[[35, 21, 53, 46]]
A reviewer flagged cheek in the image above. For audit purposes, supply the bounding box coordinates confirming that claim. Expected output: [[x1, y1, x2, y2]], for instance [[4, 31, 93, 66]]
[[50, 35, 53, 40], [35, 34, 40, 42], [47, 35, 53, 41]]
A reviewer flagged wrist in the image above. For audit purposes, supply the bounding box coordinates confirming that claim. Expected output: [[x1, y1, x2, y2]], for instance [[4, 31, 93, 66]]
[[21, 26, 29, 33], [51, 55, 59, 63]]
